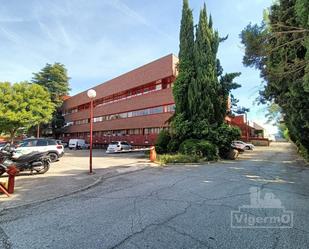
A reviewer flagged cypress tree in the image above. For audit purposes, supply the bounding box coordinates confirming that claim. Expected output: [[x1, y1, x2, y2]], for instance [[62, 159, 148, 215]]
[[188, 4, 220, 137], [173, 0, 194, 116], [172, 0, 195, 139], [166, 0, 242, 155]]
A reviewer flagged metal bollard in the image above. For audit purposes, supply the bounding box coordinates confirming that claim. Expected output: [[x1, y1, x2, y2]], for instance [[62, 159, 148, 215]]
[[149, 146, 157, 162]]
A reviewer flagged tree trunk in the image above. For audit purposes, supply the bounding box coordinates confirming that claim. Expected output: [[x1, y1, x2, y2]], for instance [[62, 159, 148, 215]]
[[10, 129, 17, 144], [37, 124, 40, 138]]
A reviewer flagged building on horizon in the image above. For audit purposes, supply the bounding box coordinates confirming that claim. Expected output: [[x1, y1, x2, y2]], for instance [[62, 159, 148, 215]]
[[61, 54, 178, 146]]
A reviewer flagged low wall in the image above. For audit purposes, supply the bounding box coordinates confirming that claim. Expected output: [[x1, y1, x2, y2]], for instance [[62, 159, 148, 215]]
[[250, 138, 270, 146]]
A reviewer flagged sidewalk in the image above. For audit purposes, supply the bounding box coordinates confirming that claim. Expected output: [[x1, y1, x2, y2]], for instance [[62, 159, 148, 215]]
[[0, 150, 154, 210]]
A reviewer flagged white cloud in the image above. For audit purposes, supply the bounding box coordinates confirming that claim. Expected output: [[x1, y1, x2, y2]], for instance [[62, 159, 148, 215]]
[[106, 0, 173, 40], [0, 27, 21, 44]]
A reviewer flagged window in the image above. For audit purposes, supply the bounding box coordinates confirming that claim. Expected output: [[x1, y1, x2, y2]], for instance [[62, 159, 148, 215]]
[[94, 117, 103, 123], [119, 113, 127, 118], [47, 139, 57, 145], [19, 140, 37, 147], [144, 128, 161, 134], [63, 78, 176, 115], [75, 119, 88, 125], [156, 84, 162, 90], [69, 103, 175, 128], [150, 106, 164, 114], [128, 129, 141, 135], [166, 104, 176, 112]]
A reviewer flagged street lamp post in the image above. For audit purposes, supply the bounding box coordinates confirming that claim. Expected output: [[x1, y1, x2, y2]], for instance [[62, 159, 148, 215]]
[[87, 89, 96, 174], [245, 112, 249, 142]]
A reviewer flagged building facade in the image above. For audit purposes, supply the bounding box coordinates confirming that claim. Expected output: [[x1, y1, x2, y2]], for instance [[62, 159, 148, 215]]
[[230, 115, 268, 144], [61, 54, 179, 146]]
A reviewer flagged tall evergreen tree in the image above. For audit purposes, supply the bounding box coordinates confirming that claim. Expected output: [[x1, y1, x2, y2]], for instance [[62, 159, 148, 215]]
[[159, 0, 242, 156], [172, 0, 195, 139], [241, 0, 309, 158], [32, 63, 70, 107], [32, 63, 70, 137], [172, 1, 241, 141], [188, 4, 220, 137]]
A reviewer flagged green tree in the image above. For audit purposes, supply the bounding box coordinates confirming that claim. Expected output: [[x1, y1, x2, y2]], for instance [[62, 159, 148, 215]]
[[32, 63, 70, 137], [240, 0, 309, 159], [32, 63, 70, 106], [188, 5, 218, 130], [170, 1, 241, 157], [188, 4, 240, 137], [218, 72, 241, 120], [0, 82, 55, 142], [265, 103, 282, 125], [172, 0, 195, 139]]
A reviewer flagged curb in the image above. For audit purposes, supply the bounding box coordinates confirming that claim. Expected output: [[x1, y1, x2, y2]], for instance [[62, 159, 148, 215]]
[[0, 166, 150, 213]]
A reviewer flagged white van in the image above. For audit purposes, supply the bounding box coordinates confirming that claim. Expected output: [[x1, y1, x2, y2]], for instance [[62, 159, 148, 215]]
[[69, 139, 88, 150]]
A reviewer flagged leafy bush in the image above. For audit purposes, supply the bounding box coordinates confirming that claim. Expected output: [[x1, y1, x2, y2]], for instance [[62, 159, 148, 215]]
[[155, 130, 171, 154], [179, 139, 200, 155], [171, 113, 193, 141], [179, 139, 218, 161], [198, 140, 219, 161], [167, 138, 180, 153], [157, 154, 200, 165], [206, 124, 241, 158]]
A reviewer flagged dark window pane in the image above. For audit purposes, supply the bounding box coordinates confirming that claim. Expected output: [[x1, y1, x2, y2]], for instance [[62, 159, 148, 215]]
[[37, 140, 48, 146], [47, 139, 57, 145]]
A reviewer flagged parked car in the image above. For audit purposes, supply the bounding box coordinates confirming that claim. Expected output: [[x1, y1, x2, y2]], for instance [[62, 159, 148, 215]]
[[14, 138, 64, 162], [0, 142, 7, 149], [68, 139, 89, 150], [232, 141, 255, 150], [106, 141, 132, 153], [56, 140, 68, 148]]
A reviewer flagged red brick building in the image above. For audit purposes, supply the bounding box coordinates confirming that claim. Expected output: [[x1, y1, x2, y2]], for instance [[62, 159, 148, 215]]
[[230, 115, 266, 142], [61, 54, 178, 146]]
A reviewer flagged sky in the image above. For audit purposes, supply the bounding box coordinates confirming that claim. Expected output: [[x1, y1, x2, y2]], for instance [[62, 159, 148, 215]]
[[0, 0, 277, 134]]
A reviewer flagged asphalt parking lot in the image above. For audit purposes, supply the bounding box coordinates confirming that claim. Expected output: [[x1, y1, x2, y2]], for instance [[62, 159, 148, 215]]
[[59, 148, 148, 168], [2, 143, 309, 249], [0, 148, 152, 208]]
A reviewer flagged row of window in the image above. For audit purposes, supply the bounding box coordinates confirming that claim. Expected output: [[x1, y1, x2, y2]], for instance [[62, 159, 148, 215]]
[[63, 77, 174, 115], [71, 104, 175, 126], [64, 127, 168, 138]]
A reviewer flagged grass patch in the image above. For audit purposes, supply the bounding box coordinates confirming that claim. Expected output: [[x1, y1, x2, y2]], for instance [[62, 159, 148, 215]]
[[157, 153, 200, 165]]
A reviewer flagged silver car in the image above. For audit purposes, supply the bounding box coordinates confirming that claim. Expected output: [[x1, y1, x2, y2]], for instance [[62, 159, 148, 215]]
[[232, 141, 255, 150], [106, 141, 132, 153]]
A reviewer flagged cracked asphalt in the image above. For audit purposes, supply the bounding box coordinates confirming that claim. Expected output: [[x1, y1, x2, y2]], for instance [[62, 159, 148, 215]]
[[1, 142, 309, 249]]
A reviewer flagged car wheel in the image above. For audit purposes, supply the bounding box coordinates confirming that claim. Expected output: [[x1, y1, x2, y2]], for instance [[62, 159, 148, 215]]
[[245, 146, 250, 150], [48, 152, 59, 162]]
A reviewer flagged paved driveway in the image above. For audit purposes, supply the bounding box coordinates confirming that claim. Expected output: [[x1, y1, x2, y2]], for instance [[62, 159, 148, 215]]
[[1, 143, 309, 249], [0, 149, 151, 208]]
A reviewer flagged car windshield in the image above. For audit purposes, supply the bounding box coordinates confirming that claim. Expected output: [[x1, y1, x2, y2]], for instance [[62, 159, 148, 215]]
[[19, 140, 37, 147]]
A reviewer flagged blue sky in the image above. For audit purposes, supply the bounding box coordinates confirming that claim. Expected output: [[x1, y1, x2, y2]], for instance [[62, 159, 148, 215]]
[[0, 0, 276, 133]]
